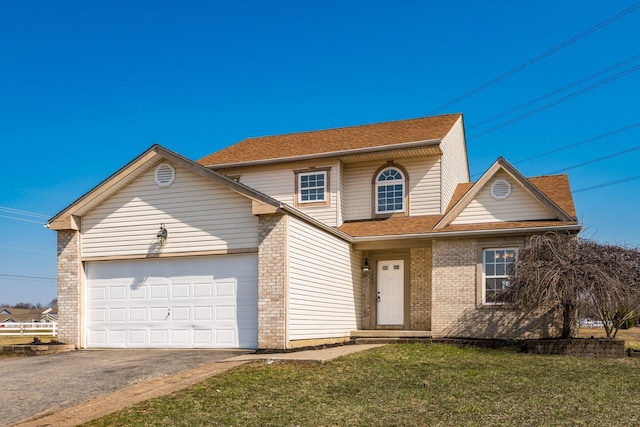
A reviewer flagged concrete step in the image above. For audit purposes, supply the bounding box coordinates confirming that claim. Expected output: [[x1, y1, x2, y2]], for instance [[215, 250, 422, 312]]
[[351, 330, 432, 339], [355, 337, 432, 344]]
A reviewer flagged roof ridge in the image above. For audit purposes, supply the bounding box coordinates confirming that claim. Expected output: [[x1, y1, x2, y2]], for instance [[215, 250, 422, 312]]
[[237, 113, 463, 141]]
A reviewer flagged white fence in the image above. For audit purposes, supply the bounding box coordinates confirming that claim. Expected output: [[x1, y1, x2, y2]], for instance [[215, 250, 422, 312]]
[[0, 322, 58, 337]]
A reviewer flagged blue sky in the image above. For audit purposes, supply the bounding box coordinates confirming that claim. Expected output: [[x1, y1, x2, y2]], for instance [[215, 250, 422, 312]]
[[1, 1, 640, 305]]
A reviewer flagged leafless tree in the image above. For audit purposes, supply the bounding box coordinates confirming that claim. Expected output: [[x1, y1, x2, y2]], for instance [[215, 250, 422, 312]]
[[499, 232, 581, 338], [499, 232, 640, 339], [580, 240, 640, 338]]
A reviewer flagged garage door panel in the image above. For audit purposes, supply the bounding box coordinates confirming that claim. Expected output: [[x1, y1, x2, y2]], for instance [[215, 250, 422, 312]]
[[150, 284, 169, 299], [215, 329, 236, 345], [109, 308, 126, 322], [130, 307, 147, 321], [193, 329, 213, 345], [194, 306, 213, 320], [194, 282, 212, 298], [86, 254, 258, 348], [172, 306, 190, 321]]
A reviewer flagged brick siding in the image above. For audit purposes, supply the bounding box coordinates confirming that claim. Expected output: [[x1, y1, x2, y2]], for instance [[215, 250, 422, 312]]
[[257, 213, 289, 349], [409, 246, 432, 330], [57, 230, 81, 348], [432, 237, 561, 339]]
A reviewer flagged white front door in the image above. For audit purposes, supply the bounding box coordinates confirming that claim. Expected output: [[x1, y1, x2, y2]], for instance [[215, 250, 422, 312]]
[[377, 260, 404, 325]]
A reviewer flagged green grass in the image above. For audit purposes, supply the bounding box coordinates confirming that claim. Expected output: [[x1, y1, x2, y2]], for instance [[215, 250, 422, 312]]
[[84, 344, 640, 426]]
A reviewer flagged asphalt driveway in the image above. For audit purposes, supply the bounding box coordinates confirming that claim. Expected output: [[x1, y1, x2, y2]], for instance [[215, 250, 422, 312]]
[[0, 349, 246, 426]]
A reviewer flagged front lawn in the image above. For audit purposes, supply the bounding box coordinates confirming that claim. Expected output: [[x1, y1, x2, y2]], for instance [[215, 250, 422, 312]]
[[84, 344, 640, 426]]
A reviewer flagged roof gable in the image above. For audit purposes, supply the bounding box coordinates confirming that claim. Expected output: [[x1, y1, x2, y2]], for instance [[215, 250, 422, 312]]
[[48, 145, 283, 230], [435, 158, 575, 229], [197, 114, 462, 167]]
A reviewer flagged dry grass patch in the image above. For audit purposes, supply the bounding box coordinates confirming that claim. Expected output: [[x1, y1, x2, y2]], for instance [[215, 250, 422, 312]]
[[0, 335, 56, 345], [84, 344, 640, 427]]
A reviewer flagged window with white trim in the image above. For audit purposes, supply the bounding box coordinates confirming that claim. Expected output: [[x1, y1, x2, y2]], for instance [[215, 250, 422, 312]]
[[298, 171, 326, 204], [482, 248, 517, 304], [375, 167, 405, 213]]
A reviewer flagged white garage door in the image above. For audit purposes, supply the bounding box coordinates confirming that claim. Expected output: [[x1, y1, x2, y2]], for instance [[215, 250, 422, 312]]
[[85, 254, 258, 349]]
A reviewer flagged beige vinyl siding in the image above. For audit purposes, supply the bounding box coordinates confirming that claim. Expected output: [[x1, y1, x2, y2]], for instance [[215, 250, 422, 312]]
[[451, 173, 555, 224], [344, 156, 441, 220], [339, 162, 346, 225], [404, 156, 441, 216], [81, 163, 258, 258], [219, 161, 340, 227], [288, 216, 360, 340], [440, 116, 469, 213]]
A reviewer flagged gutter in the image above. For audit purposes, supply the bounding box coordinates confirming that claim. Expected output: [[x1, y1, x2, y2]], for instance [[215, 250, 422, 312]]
[[350, 224, 582, 243], [204, 138, 441, 169]]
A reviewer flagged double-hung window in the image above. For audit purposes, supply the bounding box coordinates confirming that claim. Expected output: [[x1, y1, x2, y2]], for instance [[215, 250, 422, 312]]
[[375, 167, 405, 214], [298, 171, 327, 204], [482, 248, 517, 304]]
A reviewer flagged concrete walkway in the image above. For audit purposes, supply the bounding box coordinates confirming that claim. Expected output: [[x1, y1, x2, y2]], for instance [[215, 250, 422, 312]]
[[12, 344, 383, 427]]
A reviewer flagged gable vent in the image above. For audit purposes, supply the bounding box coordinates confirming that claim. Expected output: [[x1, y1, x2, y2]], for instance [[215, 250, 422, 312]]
[[491, 179, 511, 200], [154, 163, 176, 187]]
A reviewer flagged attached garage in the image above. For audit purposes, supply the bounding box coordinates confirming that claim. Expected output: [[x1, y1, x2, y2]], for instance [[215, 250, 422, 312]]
[[85, 254, 258, 349]]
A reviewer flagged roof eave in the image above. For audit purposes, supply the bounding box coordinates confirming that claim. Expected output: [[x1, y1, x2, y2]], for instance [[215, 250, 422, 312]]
[[351, 223, 582, 242], [202, 138, 442, 169]]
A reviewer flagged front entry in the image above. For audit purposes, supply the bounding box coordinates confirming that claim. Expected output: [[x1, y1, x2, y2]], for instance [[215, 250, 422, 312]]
[[377, 260, 404, 325]]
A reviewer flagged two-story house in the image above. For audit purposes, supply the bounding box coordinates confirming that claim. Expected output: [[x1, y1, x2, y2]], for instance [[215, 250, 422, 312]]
[[48, 113, 580, 349]]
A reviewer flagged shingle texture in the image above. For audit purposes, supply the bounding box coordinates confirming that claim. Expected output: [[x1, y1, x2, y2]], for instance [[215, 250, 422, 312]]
[[198, 114, 461, 166], [339, 175, 577, 237]]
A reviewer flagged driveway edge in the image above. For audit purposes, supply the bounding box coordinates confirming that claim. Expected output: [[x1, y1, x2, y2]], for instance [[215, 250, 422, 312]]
[[12, 360, 249, 427]]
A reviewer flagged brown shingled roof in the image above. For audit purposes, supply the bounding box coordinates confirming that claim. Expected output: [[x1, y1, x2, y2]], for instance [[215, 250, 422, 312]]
[[198, 114, 462, 167], [339, 173, 577, 238], [529, 175, 576, 218], [444, 175, 576, 219], [338, 215, 442, 237]]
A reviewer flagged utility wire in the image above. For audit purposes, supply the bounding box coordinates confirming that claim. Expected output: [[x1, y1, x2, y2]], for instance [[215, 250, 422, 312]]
[[0, 273, 56, 282], [467, 53, 640, 130], [468, 63, 640, 139], [549, 144, 640, 174], [574, 174, 640, 193], [470, 122, 640, 178], [515, 121, 640, 165], [0, 214, 47, 225], [431, 2, 640, 113], [0, 206, 50, 219], [0, 245, 54, 255]]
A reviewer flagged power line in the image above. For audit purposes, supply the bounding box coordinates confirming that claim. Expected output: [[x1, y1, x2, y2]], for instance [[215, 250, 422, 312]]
[[0, 214, 47, 225], [467, 53, 640, 130], [514, 122, 640, 165], [0, 245, 55, 255], [0, 273, 56, 282], [431, 2, 640, 113], [574, 174, 640, 193], [0, 206, 50, 219], [470, 122, 640, 178], [468, 62, 640, 139], [549, 144, 640, 174]]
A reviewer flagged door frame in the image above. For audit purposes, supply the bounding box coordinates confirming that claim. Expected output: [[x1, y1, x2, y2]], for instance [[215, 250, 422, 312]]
[[367, 251, 411, 329], [376, 259, 405, 325]]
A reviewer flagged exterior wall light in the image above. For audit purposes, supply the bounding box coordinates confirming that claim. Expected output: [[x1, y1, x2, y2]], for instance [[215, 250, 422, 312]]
[[157, 224, 168, 246], [362, 258, 370, 274]]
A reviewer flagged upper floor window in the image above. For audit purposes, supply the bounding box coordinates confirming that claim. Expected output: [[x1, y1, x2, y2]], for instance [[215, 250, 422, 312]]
[[376, 167, 405, 214], [482, 248, 517, 304], [297, 170, 328, 205]]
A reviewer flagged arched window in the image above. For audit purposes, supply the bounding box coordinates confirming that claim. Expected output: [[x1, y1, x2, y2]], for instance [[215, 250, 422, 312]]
[[375, 167, 405, 214]]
